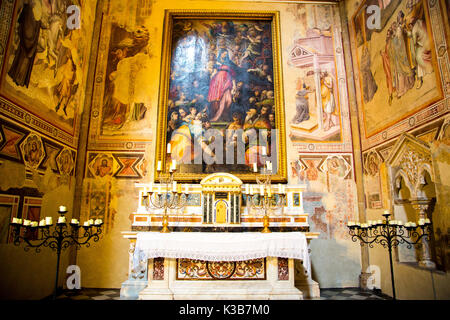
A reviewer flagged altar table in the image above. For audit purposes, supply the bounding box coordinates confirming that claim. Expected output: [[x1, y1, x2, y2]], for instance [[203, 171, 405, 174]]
[[120, 232, 319, 300]]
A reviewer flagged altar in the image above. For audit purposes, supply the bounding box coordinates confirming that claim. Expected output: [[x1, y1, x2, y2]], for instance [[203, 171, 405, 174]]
[[120, 173, 320, 300]]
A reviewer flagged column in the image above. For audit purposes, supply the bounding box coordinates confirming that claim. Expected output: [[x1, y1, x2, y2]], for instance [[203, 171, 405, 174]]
[[411, 199, 436, 269]]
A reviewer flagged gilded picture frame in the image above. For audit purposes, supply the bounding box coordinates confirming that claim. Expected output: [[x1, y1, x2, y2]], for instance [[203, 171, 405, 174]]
[[155, 10, 287, 182]]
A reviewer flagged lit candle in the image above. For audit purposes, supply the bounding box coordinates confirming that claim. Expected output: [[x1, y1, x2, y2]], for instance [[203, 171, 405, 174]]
[[83, 221, 89, 227], [58, 216, 66, 224], [253, 163, 257, 173], [12, 217, 18, 224], [167, 143, 171, 154], [89, 219, 94, 225], [425, 218, 431, 224], [260, 185, 264, 196], [250, 186, 254, 195], [261, 146, 267, 156], [245, 184, 249, 195], [39, 220, 45, 227], [171, 159, 177, 171], [45, 217, 52, 225], [177, 184, 182, 194], [17, 218, 22, 224], [268, 187, 272, 198], [158, 185, 162, 194], [157, 161, 162, 172], [31, 221, 38, 227], [23, 220, 30, 226], [184, 185, 189, 194], [71, 219, 78, 224], [59, 205, 67, 212], [172, 181, 177, 192], [384, 210, 389, 215], [149, 182, 153, 193]]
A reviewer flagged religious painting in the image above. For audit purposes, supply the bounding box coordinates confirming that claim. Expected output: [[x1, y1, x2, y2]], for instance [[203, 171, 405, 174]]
[[287, 28, 342, 143], [0, 0, 95, 136], [98, 24, 152, 137], [155, 11, 286, 183], [20, 134, 45, 170], [352, 0, 443, 137]]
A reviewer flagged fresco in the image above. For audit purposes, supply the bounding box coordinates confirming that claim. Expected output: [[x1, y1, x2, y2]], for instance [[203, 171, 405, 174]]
[[352, 0, 443, 137], [0, 0, 95, 134], [288, 28, 341, 143], [100, 24, 152, 136], [163, 17, 280, 175]]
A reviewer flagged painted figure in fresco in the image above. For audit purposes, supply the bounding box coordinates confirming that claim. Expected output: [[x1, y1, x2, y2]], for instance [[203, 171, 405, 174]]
[[207, 49, 237, 122], [390, 13, 415, 98], [291, 84, 312, 124], [405, 2, 433, 89], [360, 45, 378, 103], [8, 1, 42, 88], [23, 136, 43, 167], [380, 28, 395, 105], [320, 72, 336, 131], [95, 158, 112, 177], [54, 52, 77, 115]]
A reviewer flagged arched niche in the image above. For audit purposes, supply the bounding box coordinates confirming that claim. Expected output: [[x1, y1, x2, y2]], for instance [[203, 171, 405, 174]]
[[386, 133, 437, 268]]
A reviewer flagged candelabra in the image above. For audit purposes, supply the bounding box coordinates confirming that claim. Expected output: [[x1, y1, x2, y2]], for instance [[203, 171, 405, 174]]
[[144, 159, 188, 233], [9, 206, 103, 300], [347, 211, 432, 300], [245, 161, 286, 233]]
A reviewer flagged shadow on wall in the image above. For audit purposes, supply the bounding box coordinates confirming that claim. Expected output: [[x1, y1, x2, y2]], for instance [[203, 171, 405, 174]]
[[310, 238, 361, 288]]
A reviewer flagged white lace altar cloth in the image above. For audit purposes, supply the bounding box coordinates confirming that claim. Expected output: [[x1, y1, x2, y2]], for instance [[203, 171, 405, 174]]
[[135, 232, 311, 275]]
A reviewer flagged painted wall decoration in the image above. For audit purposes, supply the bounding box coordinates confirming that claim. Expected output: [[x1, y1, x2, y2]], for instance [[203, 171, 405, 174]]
[[352, 0, 443, 138], [288, 28, 341, 143], [0, 117, 76, 177], [156, 11, 286, 182], [88, 0, 154, 145], [0, 0, 96, 143], [290, 153, 356, 240], [363, 150, 383, 209], [86, 152, 146, 179]]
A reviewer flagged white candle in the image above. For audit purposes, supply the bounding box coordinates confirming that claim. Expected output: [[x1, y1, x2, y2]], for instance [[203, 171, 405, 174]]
[[245, 184, 249, 194], [149, 183, 153, 193], [89, 219, 94, 225], [158, 185, 162, 194], [253, 163, 257, 172], [17, 218, 22, 224], [157, 161, 162, 172], [261, 146, 267, 156], [167, 143, 171, 154], [172, 181, 177, 192], [250, 186, 254, 195], [58, 216, 66, 224], [384, 210, 389, 215], [184, 185, 189, 194], [83, 221, 89, 227], [31, 221, 38, 227], [425, 218, 431, 224], [260, 185, 264, 196], [23, 220, 30, 226], [12, 217, 18, 224], [39, 220, 45, 227], [171, 160, 177, 171], [268, 187, 272, 197], [45, 217, 52, 225], [59, 205, 67, 212]]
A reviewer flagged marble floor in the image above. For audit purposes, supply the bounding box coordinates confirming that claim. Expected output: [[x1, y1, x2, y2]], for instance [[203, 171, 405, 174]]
[[52, 288, 391, 300]]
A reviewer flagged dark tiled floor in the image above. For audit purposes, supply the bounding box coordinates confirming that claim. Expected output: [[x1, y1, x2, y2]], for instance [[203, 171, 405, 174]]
[[53, 288, 391, 300]]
